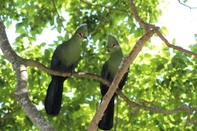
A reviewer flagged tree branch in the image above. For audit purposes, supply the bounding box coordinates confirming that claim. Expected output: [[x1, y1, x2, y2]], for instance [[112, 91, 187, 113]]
[[156, 31, 197, 57], [0, 19, 55, 131], [118, 90, 193, 114], [25, 59, 110, 86]]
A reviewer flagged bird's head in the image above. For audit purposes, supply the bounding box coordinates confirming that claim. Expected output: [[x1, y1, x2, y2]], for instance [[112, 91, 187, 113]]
[[107, 34, 120, 53], [75, 24, 88, 39]]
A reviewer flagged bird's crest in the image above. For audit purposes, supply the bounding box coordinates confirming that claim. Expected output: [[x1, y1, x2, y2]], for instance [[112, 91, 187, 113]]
[[107, 34, 120, 49], [75, 24, 88, 39]]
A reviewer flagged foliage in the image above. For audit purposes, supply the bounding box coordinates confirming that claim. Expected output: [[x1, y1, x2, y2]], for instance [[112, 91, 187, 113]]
[[0, 0, 196, 130]]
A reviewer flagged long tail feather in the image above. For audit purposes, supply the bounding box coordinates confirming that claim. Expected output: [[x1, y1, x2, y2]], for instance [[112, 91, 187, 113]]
[[44, 76, 66, 115], [98, 96, 115, 130]]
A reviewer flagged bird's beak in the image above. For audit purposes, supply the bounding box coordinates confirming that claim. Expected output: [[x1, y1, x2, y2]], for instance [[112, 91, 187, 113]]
[[83, 36, 87, 39], [106, 45, 110, 49], [83, 36, 88, 41]]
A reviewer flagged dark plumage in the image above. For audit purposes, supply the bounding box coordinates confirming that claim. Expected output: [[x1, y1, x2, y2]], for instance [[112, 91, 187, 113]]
[[44, 24, 88, 115], [98, 34, 129, 130]]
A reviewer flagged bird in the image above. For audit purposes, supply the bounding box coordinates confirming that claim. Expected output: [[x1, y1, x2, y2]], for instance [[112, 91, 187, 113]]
[[44, 24, 88, 115], [98, 34, 129, 130]]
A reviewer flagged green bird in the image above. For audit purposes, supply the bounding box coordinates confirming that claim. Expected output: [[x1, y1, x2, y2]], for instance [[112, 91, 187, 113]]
[[45, 24, 88, 115], [98, 34, 129, 130]]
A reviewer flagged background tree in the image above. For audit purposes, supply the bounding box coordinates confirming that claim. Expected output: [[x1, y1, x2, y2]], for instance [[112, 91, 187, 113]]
[[0, 0, 197, 131]]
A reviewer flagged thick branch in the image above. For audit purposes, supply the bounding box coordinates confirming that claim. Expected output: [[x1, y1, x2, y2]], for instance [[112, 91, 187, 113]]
[[0, 20, 20, 64], [130, 0, 155, 30], [0, 19, 55, 131]]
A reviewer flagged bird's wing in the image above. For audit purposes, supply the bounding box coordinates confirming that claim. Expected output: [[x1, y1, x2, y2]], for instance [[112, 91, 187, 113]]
[[50, 50, 61, 70], [100, 62, 112, 96], [119, 68, 129, 90]]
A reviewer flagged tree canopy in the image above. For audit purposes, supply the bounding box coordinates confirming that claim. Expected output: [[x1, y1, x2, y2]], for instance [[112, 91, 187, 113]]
[[0, 0, 197, 131]]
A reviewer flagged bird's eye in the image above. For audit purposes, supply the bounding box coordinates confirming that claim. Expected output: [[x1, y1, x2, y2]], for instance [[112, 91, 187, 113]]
[[112, 44, 116, 47], [78, 32, 83, 37]]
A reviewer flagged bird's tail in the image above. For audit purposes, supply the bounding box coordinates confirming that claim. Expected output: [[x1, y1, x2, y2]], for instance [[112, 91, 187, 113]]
[[44, 76, 66, 115], [98, 96, 115, 130]]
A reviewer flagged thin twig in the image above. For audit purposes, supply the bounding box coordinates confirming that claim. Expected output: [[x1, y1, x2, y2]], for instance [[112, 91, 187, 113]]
[[51, 0, 68, 32], [156, 30, 197, 58], [178, 0, 197, 9], [135, 99, 158, 108], [117, 89, 192, 114]]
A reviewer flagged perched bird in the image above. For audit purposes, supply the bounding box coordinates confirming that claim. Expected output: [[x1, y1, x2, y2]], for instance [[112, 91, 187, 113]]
[[44, 24, 88, 115], [98, 34, 129, 130]]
